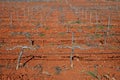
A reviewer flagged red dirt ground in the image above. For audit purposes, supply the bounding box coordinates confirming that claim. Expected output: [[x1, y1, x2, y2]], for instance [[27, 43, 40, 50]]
[[0, 0, 120, 80]]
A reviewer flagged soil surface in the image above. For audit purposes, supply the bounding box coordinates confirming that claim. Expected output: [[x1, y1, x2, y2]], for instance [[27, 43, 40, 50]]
[[0, 0, 120, 80]]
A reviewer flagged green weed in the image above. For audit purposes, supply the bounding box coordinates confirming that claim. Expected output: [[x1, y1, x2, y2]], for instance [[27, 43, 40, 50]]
[[44, 26, 49, 30], [75, 20, 81, 24], [87, 71, 99, 79], [58, 32, 66, 36], [95, 34, 102, 38], [55, 66, 62, 74], [71, 20, 81, 24], [97, 26, 104, 29], [39, 33, 45, 37], [87, 71, 101, 80]]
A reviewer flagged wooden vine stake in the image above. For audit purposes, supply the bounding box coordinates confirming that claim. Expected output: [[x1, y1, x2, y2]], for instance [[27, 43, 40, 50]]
[[104, 15, 111, 48], [95, 12, 98, 34], [70, 32, 74, 68], [10, 13, 13, 28]]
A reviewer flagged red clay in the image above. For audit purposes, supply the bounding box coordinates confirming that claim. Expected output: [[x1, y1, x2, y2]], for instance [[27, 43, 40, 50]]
[[0, 0, 120, 80]]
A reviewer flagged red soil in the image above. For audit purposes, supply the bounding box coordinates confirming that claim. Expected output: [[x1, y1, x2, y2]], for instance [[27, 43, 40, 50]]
[[0, 0, 120, 80]]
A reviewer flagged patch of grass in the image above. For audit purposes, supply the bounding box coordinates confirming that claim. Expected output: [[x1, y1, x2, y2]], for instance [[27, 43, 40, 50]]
[[86, 65, 101, 80], [75, 20, 81, 24], [109, 25, 113, 28], [95, 34, 102, 38], [87, 71, 101, 80], [87, 71, 99, 79], [58, 32, 66, 36], [44, 26, 49, 30], [97, 26, 104, 29], [71, 20, 81, 24], [97, 25, 113, 29], [54, 66, 62, 74], [39, 33, 45, 37]]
